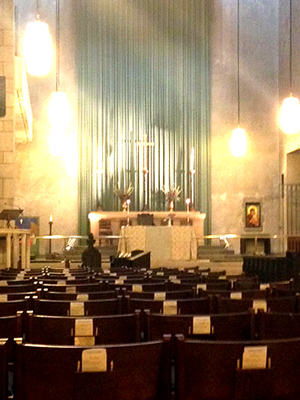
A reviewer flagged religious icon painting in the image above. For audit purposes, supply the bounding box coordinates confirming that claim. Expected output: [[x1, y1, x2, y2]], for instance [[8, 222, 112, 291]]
[[245, 202, 262, 230]]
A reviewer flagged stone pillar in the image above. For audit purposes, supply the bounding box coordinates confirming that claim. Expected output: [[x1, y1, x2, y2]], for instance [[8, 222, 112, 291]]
[[0, 0, 15, 266]]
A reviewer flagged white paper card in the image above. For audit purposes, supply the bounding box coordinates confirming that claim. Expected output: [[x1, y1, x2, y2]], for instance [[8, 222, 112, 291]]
[[218, 275, 226, 280], [66, 286, 76, 294], [115, 279, 124, 285], [119, 276, 127, 280], [75, 318, 93, 336], [77, 293, 89, 301], [70, 302, 85, 316], [75, 336, 95, 346], [260, 283, 270, 290], [155, 292, 166, 301], [82, 348, 107, 372], [169, 275, 177, 280], [242, 346, 267, 369], [67, 276, 76, 281], [57, 280, 66, 286], [132, 285, 143, 293], [157, 272, 164, 276], [0, 281, 8, 286], [230, 292, 242, 299], [193, 316, 211, 334], [0, 294, 8, 302], [163, 300, 177, 315], [253, 299, 267, 312], [171, 279, 181, 284], [197, 284, 207, 291]]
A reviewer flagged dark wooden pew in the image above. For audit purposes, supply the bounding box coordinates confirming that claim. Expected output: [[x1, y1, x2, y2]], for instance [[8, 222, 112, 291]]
[[0, 339, 8, 400], [126, 297, 213, 315], [24, 312, 141, 345], [33, 298, 123, 316], [43, 290, 119, 301], [0, 299, 28, 317], [14, 338, 172, 400], [146, 311, 255, 341], [256, 311, 300, 340], [175, 336, 300, 400]]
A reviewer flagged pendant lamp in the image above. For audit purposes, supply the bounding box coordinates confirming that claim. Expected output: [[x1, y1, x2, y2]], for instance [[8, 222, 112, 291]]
[[48, 0, 71, 155], [230, 0, 247, 158], [279, 0, 300, 134], [23, 0, 53, 76]]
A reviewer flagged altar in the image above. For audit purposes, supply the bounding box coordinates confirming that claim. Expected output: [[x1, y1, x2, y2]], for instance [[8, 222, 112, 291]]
[[88, 211, 206, 245], [118, 225, 197, 263]]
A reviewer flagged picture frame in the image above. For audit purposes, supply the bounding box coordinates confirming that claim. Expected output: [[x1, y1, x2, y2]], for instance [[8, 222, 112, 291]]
[[245, 202, 262, 230]]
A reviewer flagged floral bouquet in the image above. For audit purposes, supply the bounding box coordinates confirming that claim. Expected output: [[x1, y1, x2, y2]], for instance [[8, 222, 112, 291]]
[[162, 185, 181, 211], [113, 183, 134, 210]]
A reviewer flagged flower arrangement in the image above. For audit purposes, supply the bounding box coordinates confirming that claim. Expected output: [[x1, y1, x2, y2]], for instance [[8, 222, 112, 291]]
[[113, 183, 134, 210], [162, 185, 182, 203]]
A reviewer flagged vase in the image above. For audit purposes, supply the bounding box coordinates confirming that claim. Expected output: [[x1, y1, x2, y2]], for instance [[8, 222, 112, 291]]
[[169, 200, 174, 212]]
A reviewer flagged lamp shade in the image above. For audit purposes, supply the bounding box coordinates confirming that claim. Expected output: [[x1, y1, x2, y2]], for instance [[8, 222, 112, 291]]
[[279, 95, 300, 134], [48, 91, 72, 131], [230, 127, 247, 157], [23, 20, 53, 76]]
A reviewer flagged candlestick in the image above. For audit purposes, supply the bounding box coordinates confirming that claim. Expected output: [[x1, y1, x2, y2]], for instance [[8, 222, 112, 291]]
[[186, 198, 191, 224], [48, 217, 53, 255], [190, 147, 195, 173], [126, 199, 130, 226]]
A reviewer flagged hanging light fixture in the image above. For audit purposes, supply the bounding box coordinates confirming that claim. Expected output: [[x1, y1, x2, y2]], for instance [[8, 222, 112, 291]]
[[23, 0, 53, 76], [279, 0, 300, 134], [230, 0, 247, 158], [48, 0, 71, 155]]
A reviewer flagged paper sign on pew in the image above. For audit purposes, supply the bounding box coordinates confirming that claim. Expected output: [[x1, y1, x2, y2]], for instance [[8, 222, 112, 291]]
[[70, 302, 85, 316], [0, 294, 7, 302], [75, 318, 93, 336], [260, 283, 270, 290], [81, 348, 107, 372], [66, 286, 76, 294], [163, 300, 177, 315], [77, 293, 89, 301], [253, 299, 267, 312], [132, 285, 143, 293], [230, 292, 242, 299], [197, 284, 207, 291], [0, 281, 8, 286], [193, 316, 211, 334], [155, 292, 166, 301], [242, 346, 268, 369]]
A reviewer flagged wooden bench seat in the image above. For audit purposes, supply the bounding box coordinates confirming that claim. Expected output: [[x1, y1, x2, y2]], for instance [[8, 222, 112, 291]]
[[175, 335, 300, 400], [25, 312, 141, 345], [33, 298, 123, 316], [14, 339, 171, 400]]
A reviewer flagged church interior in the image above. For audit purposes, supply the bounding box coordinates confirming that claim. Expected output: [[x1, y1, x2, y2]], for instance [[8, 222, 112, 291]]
[[1, 0, 300, 399]]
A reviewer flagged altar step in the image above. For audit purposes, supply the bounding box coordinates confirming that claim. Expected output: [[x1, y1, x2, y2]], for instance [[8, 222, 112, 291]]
[[197, 245, 242, 262]]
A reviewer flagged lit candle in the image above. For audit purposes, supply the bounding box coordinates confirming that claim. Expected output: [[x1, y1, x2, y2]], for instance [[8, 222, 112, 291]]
[[190, 147, 195, 173], [49, 215, 53, 223], [186, 198, 191, 213]]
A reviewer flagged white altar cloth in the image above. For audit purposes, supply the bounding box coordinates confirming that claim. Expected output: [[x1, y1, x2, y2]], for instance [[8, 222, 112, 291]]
[[118, 226, 197, 263]]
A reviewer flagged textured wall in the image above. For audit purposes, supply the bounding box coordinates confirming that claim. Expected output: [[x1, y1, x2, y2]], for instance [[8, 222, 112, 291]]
[[13, 0, 78, 255], [210, 0, 282, 253]]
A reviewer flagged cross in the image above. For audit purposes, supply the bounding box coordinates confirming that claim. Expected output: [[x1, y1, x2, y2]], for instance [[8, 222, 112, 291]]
[[136, 134, 155, 209], [137, 135, 155, 174]]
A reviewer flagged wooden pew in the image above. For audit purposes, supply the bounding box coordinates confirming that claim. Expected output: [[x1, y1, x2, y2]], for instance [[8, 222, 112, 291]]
[[146, 311, 255, 341], [125, 289, 195, 300], [126, 297, 213, 315], [14, 338, 172, 400], [0, 339, 8, 400], [41, 282, 106, 293], [43, 290, 120, 301], [0, 299, 29, 317], [175, 335, 300, 400], [33, 298, 123, 316], [24, 312, 141, 345], [256, 311, 300, 340]]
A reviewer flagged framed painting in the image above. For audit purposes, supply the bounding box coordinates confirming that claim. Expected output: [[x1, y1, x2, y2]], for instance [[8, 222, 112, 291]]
[[245, 202, 262, 230]]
